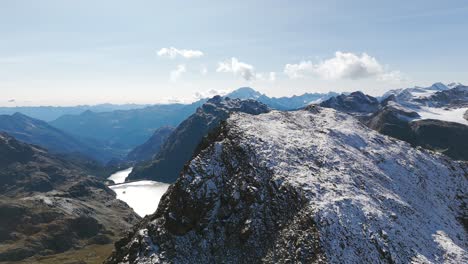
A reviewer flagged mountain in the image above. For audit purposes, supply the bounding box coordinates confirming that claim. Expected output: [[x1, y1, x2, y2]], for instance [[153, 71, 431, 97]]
[[319, 84, 468, 160], [367, 101, 468, 160], [50, 102, 206, 154], [380, 82, 452, 104], [225, 87, 338, 110], [0, 103, 150, 122], [0, 132, 139, 262], [106, 107, 467, 263], [126, 126, 175, 163], [0, 112, 114, 162], [127, 96, 270, 183], [413, 85, 468, 108], [320, 91, 380, 114]]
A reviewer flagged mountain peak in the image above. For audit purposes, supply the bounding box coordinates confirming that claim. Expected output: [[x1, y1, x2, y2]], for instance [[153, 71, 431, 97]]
[[225, 87, 262, 100], [429, 82, 449, 91]]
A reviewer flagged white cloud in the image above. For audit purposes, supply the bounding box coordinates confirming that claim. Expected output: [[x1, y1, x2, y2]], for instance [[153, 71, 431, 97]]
[[193, 89, 229, 100], [284, 51, 401, 81], [217, 57, 256, 81], [157, 47, 204, 59], [200, 65, 208, 75], [170, 64, 186, 81], [268, 72, 276, 81]]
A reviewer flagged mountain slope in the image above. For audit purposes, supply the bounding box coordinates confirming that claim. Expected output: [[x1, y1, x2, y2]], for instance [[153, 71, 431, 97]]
[[126, 126, 175, 163], [0, 103, 150, 122], [50, 102, 206, 152], [106, 107, 467, 263], [0, 112, 113, 162], [0, 132, 140, 262], [127, 96, 270, 183]]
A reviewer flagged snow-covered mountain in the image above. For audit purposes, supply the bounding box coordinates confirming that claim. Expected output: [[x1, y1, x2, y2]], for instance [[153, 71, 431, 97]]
[[380, 83, 468, 123], [106, 107, 467, 263], [321, 84, 468, 160]]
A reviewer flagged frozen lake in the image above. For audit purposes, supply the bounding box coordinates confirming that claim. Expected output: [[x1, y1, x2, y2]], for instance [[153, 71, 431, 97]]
[[108, 168, 170, 217]]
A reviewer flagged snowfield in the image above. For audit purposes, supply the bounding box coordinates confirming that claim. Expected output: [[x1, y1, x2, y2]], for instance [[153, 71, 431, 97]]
[[107, 107, 467, 264]]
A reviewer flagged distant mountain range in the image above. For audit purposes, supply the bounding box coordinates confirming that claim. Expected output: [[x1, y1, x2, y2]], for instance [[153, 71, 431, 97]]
[[47, 88, 337, 159], [0, 103, 150, 122], [0, 112, 116, 162], [1, 84, 465, 165]]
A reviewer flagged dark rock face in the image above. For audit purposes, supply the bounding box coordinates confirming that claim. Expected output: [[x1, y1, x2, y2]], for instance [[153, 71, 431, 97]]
[[0, 133, 140, 262], [464, 109, 468, 121], [320, 91, 380, 114], [127, 96, 270, 183], [126, 126, 175, 163]]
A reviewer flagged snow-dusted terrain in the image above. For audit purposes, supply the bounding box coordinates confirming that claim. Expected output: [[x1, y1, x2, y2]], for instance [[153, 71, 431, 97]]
[[106, 107, 467, 263], [108, 168, 170, 216]]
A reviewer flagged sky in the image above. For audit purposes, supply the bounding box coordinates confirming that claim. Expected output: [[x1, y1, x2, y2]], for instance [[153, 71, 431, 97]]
[[1, 0, 467, 106]]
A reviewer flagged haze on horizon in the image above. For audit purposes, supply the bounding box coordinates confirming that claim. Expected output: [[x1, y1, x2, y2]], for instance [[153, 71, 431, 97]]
[[1, 0, 467, 106]]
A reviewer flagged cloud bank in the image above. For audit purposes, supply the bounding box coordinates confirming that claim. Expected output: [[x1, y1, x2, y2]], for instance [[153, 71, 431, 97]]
[[158, 47, 204, 59], [284, 52, 401, 81]]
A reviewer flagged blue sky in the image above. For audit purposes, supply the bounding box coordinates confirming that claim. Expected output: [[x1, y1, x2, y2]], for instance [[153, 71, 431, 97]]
[[1, 0, 467, 106]]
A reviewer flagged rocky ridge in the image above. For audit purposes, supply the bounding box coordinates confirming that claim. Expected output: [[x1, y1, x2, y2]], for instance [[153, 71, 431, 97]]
[[106, 107, 467, 263]]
